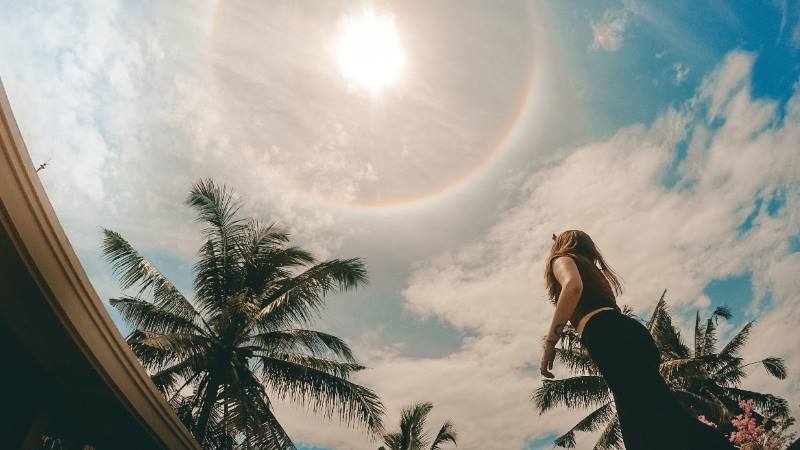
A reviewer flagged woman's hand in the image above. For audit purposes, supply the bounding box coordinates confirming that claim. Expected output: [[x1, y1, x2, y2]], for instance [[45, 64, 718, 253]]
[[540, 343, 556, 378]]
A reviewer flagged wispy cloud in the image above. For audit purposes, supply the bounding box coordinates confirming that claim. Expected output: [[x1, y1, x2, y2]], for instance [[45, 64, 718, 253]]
[[0, 0, 363, 312], [590, 0, 640, 52], [774, 0, 800, 47], [794, 18, 800, 47], [672, 62, 691, 85]]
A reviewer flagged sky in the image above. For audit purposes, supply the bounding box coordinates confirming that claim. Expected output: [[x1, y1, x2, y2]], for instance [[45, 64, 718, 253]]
[[1, 1, 799, 449]]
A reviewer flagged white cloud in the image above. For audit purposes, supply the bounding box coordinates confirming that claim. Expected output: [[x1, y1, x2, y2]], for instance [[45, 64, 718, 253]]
[[793, 18, 800, 47], [591, 1, 640, 52], [698, 51, 755, 121], [0, 1, 120, 205], [673, 62, 691, 85], [775, 0, 800, 47], [0, 1, 358, 265], [285, 51, 800, 449]]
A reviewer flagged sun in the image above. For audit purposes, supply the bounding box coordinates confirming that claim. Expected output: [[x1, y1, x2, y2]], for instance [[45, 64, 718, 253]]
[[334, 9, 405, 94]]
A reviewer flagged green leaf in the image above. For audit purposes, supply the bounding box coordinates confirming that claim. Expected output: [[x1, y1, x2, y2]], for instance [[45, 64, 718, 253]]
[[260, 356, 385, 436], [430, 420, 457, 450], [593, 413, 622, 449], [761, 357, 787, 379], [252, 329, 356, 362], [110, 296, 202, 336], [254, 258, 368, 330], [532, 376, 610, 413], [719, 321, 753, 359], [101, 228, 197, 319], [553, 402, 614, 448]]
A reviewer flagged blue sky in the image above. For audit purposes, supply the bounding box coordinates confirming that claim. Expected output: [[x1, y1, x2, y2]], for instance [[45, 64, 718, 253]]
[[1, 1, 799, 449]]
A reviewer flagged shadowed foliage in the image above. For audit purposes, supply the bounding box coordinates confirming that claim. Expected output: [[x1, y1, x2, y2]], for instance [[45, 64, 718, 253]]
[[532, 289, 790, 449], [102, 178, 384, 449], [378, 401, 457, 450]]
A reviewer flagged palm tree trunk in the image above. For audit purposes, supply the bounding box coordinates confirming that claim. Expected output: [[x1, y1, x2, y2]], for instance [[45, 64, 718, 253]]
[[194, 378, 219, 446]]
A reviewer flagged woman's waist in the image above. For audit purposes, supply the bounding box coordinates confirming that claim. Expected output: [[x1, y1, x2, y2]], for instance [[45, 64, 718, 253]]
[[576, 306, 619, 337]]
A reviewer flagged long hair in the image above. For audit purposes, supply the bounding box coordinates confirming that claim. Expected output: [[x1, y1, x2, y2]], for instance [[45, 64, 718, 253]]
[[544, 229, 624, 304]]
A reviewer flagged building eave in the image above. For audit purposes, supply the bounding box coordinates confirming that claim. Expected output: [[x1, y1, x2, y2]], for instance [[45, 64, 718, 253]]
[[0, 79, 200, 450]]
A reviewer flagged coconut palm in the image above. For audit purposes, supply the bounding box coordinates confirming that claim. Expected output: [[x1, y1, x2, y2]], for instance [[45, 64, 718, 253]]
[[101, 178, 384, 449], [378, 402, 457, 450], [533, 289, 790, 449]]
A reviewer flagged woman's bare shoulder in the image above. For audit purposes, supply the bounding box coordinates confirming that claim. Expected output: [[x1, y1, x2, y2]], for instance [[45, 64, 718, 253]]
[[551, 254, 581, 272], [551, 252, 580, 265]]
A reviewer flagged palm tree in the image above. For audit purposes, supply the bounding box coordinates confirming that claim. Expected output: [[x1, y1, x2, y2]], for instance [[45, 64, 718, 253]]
[[378, 402, 457, 450], [101, 178, 384, 449], [533, 289, 791, 449]]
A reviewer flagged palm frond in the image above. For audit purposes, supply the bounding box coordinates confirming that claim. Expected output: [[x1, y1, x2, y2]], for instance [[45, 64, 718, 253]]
[[231, 220, 313, 302], [382, 433, 402, 450], [192, 238, 229, 316], [136, 332, 210, 361], [240, 244, 315, 298], [260, 352, 366, 378], [111, 296, 202, 335], [185, 177, 248, 244], [650, 300, 690, 359], [694, 312, 704, 357], [251, 329, 356, 362], [430, 420, 457, 450], [700, 306, 732, 356], [186, 178, 251, 313], [553, 402, 614, 448], [593, 413, 622, 449], [559, 326, 582, 351], [620, 304, 636, 317], [671, 388, 730, 424], [226, 369, 296, 450], [659, 357, 710, 384], [711, 356, 746, 386], [555, 347, 600, 376], [759, 357, 787, 380], [646, 289, 668, 332], [244, 219, 292, 253], [399, 402, 433, 450], [711, 306, 732, 321], [533, 376, 610, 413], [718, 321, 753, 359], [152, 358, 201, 397], [254, 258, 368, 330], [101, 228, 197, 319], [260, 356, 385, 436], [126, 329, 179, 370], [719, 387, 790, 419], [701, 316, 718, 357]]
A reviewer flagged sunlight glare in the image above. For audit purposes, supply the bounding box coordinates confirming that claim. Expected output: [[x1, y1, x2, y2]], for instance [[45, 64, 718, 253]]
[[334, 9, 405, 95]]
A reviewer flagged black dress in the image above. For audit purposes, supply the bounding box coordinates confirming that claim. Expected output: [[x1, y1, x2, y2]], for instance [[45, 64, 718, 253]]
[[579, 308, 735, 450]]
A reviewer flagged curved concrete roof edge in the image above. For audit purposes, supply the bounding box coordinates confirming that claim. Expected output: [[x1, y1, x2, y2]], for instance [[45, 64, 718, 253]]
[[0, 78, 200, 450]]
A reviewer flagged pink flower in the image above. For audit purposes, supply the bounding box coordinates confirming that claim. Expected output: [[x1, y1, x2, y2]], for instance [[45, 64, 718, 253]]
[[726, 399, 788, 450], [697, 415, 717, 428]]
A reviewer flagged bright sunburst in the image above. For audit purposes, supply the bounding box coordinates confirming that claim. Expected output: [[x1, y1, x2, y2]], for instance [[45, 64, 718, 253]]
[[334, 9, 405, 95]]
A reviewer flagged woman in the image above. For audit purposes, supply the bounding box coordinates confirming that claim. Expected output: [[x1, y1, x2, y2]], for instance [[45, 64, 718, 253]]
[[540, 230, 734, 450]]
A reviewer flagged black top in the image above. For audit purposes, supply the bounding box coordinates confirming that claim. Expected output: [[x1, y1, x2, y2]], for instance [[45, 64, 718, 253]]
[[555, 252, 620, 327]]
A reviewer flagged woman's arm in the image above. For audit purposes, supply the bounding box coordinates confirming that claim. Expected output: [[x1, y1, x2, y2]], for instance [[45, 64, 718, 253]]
[[546, 256, 584, 342], [540, 255, 583, 378]]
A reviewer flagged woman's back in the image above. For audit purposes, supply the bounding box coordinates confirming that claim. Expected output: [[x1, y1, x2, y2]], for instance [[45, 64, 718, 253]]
[[555, 252, 619, 326]]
